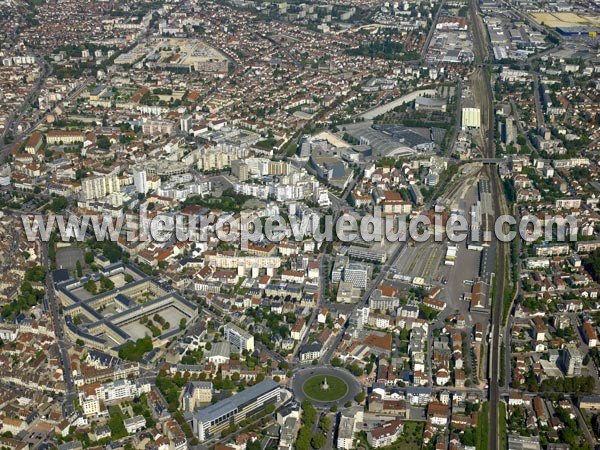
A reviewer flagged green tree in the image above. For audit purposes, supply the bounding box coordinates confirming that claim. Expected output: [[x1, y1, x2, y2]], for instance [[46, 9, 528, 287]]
[[101, 242, 123, 263], [320, 415, 331, 432], [107, 406, 127, 438], [48, 196, 68, 212], [84, 251, 94, 264], [247, 441, 261, 450], [355, 391, 366, 403], [118, 336, 153, 361], [24, 266, 46, 282], [346, 363, 362, 376], [311, 434, 327, 449], [301, 400, 317, 425], [100, 276, 115, 291], [585, 249, 600, 282], [296, 426, 312, 450], [97, 135, 111, 149], [83, 280, 97, 294], [1, 268, 46, 319]]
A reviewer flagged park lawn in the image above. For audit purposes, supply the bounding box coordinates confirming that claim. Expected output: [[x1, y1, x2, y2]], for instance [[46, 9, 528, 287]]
[[302, 375, 348, 402]]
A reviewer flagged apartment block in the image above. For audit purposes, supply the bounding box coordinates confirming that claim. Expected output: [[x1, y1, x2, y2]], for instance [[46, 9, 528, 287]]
[[223, 322, 255, 353]]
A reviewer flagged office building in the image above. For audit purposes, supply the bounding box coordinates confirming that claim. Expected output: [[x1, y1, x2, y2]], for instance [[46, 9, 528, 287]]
[[343, 263, 369, 289], [346, 246, 387, 264], [331, 256, 349, 283], [192, 379, 280, 441]]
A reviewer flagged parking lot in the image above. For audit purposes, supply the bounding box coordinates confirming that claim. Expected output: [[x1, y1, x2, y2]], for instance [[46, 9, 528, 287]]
[[55, 246, 84, 272], [439, 240, 482, 317]]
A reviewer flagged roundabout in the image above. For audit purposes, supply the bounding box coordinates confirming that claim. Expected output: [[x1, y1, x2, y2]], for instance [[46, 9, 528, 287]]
[[291, 366, 362, 407], [302, 374, 348, 402]]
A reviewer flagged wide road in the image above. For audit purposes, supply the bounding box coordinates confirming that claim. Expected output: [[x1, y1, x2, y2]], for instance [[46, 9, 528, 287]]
[[421, 0, 447, 58], [0, 75, 92, 164], [469, 0, 506, 449], [41, 239, 77, 417]]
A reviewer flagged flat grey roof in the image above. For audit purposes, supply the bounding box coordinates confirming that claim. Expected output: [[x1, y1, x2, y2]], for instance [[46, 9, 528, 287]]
[[193, 379, 279, 424]]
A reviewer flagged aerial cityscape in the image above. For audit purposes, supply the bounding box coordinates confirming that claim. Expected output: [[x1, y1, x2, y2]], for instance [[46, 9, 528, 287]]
[[0, 0, 599, 449]]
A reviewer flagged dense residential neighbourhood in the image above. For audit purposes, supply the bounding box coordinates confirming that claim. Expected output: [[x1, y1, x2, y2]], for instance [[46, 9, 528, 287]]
[[0, 0, 599, 449]]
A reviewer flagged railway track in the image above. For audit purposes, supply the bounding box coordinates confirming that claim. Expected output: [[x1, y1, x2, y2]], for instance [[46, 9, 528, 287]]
[[468, 0, 508, 447]]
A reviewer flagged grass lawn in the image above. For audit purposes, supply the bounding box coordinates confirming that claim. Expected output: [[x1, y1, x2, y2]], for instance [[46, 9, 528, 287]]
[[302, 375, 348, 402], [391, 421, 424, 450], [499, 401, 507, 449], [108, 406, 128, 439], [476, 402, 490, 450]]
